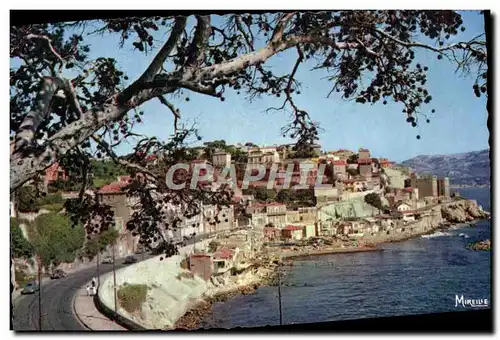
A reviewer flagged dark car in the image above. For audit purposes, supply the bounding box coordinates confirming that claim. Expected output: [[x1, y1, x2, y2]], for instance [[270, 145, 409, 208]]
[[50, 269, 66, 279], [123, 255, 138, 265], [21, 282, 39, 295]]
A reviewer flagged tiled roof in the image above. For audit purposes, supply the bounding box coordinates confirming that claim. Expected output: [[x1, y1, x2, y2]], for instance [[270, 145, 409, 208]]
[[333, 160, 347, 166], [358, 158, 372, 165], [99, 177, 130, 194], [283, 225, 303, 231], [213, 248, 234, 260]]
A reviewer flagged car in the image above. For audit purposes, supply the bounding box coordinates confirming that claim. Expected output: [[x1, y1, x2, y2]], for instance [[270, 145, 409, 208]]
[[102, 256, 113, 264], [50, 269, 66, 279], [123, 255, 138, 265], [21, 282, 39, 295]]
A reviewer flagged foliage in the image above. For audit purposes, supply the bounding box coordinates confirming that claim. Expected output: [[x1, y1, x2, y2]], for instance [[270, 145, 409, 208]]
[[117, 283, 149, 313], [37, 193, 63, 206], [9, 11, 488, 260], [29, 212, 85, 267], [243, 187, 276, 202], [364, 193, 384, 211], [11, 218, 34, 259], [15, 186, 64, 212], [346, 167, 359, 177], [90, 159, 128, 187], [15, 270, 35, 287], [15, 186, 39, 213], [347, 154, 359, 164], [208, 240, 220, 253], [82, 228, 119, 259]]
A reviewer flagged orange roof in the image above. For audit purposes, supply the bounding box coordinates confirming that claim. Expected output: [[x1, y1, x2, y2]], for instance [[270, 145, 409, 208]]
[[99, 177, 130, 194], [283, 225, 303, 231], [358, 158, 372, 165], [333, 160, 347, 166], [213, 248, 234, 260]]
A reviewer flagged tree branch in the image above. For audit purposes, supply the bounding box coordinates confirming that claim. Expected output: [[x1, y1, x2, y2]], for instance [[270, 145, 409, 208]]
[[157, 96, 180, 131], [14, 76, 66, 153], [118, 16, 187, 103], [91, 134, 158, 181], [186, 15, 211, 66], [26, 34, 66, 73]]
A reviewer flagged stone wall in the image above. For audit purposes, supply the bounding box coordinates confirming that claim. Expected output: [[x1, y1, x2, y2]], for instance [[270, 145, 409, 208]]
[[97, 239, 212, 330]]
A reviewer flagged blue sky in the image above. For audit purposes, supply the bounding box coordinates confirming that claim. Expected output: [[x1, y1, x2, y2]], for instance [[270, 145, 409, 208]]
[[52, 11, 491, 162]]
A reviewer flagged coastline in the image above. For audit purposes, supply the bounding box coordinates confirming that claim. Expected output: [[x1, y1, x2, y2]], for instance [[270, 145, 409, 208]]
[[173, 216, 488, 331], [170, 198, 489, 330]]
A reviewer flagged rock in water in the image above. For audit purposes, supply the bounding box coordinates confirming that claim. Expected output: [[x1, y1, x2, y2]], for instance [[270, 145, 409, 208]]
[[466, 239, 491, 251]]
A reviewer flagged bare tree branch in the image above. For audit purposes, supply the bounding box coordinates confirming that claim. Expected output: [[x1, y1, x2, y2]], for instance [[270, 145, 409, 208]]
[[186, 15, 211, 66], [118, 16, 187, 103], [157, 95, 181, 131], [91, 134, 158, 181], [14, 76, 66, 153]]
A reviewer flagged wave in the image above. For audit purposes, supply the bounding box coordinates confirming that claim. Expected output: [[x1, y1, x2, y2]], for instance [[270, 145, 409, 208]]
[[421, 231, 452, 239]]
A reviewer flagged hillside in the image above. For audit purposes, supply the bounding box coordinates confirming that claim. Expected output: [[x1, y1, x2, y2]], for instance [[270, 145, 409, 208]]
[[400, 149, 490, 186]]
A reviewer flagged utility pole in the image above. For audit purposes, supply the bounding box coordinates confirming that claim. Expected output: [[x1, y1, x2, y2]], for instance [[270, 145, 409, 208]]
[[277, 265, 283, 326], [37, 256, 42, 331], [112, 242, 117, 314], [96, 251, 100, 288]]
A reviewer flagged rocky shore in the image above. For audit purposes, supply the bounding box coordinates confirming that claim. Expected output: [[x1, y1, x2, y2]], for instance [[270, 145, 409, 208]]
[[172, 262, 278, 330]]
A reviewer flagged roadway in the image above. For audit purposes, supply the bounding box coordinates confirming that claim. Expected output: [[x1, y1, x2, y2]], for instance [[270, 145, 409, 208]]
[[11, 231, 217, 331]]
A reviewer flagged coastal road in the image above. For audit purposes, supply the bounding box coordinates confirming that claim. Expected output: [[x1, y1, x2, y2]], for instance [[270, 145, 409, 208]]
[[12, 231, 218, 331], [11, 254, 154, 331]]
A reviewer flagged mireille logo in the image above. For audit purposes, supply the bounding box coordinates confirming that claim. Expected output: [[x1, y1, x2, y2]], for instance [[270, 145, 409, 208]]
[[455, 295, 489, 308]]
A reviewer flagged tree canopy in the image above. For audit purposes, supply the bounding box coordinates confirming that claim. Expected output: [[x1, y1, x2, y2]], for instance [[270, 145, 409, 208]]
[[28, 212, 85, 267], [10, 11, 488, 256]]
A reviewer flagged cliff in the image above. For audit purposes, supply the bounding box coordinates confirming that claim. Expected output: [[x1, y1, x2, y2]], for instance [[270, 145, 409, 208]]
[[440, 199, 487, 223]]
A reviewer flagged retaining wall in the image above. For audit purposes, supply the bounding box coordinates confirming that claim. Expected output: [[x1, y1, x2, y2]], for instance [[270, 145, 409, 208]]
[[96, 239, 212, 330]]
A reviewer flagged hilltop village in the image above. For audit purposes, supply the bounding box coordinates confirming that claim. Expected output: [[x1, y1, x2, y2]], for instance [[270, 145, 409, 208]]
[[12, 142, 485, 259]]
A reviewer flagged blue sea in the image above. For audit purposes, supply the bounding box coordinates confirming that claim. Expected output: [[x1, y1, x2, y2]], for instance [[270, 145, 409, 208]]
[[203, 187, 492, 329]]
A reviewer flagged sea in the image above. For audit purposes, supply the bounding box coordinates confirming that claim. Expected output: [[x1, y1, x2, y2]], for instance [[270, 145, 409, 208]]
[[202, 187, 492, 329]]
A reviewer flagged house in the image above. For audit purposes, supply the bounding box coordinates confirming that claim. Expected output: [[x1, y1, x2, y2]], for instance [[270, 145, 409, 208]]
[[212, 248, 234, 275], [342, 179, 356, 192], [314, 187, 339, 203], [212, 151, 231, 168], [353, 177, 368, 192], [396, 202, 412, 212], [44, 162, 68, 190], [189, 253, 213, 281], [202, 204, 236, 234], [332, 160, 347, 179], [359, 148, 371, 159], [98, 176, 133, 233], [358, 158, 372, 178], [303, 224, 317, 239], [263, 226, 281, 241], [282, 225, 303, 240]]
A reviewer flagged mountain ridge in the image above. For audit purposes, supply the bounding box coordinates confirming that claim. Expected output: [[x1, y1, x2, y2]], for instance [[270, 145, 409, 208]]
[[399, 149, 490, 186]]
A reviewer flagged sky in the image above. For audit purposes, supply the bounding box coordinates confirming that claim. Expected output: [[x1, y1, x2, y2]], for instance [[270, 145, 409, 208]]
[[29, 11, 491, 163]]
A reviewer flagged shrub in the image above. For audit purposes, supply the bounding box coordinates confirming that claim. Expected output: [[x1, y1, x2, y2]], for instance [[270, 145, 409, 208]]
[[208, 241, 220, 253], [37, 193, 63, 206], [15, 186, 39, 213], [30, 213, 85, 267], [11, 218, 34, 259], [15, 269, 35, 287], [82, 228, 119, 259], [117, 284, 149, 313]]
